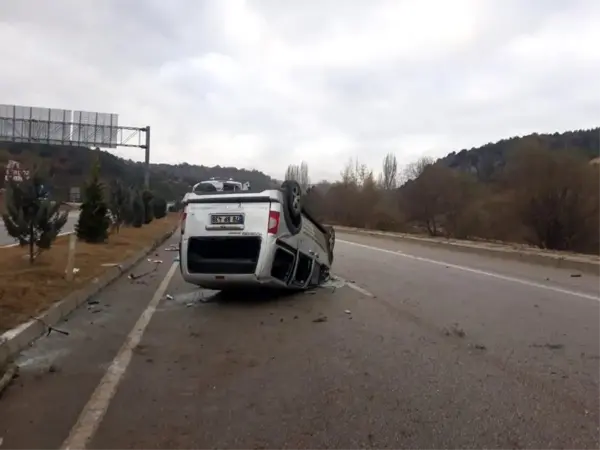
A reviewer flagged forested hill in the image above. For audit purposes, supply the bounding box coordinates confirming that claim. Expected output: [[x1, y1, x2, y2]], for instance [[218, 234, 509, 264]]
[[438, 128, 599, 182], [0, 143, 278, 201]]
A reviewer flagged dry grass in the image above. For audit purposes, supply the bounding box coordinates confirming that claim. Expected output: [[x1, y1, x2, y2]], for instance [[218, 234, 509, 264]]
[[0, 213, 180, 333]]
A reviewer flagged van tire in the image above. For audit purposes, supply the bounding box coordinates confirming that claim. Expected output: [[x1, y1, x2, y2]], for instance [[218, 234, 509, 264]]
[[281, 180, 303, 235]]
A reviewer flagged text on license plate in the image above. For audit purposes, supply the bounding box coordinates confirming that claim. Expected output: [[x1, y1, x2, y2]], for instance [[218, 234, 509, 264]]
[[211, 214, 244, 225]]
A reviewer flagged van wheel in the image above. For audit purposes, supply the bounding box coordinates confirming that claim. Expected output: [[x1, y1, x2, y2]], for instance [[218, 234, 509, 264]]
[[281, 180, 302, 234]]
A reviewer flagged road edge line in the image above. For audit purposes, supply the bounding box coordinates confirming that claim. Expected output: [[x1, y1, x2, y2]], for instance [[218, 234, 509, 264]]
[[338, 239, 600, 302], [333, 226, 600, 276]]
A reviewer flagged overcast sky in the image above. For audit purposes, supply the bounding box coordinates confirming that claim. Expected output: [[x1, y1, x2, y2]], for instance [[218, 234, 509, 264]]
[[1, 0, 598, 181]]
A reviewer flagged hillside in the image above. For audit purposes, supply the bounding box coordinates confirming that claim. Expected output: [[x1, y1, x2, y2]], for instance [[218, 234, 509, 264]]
[[0, 143, 278, 201], [438, 128, 599, 182]]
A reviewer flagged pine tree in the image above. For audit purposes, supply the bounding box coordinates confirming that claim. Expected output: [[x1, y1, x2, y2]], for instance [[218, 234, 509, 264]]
[[130, 189, 144, 228], [142, 190, 154, 224], [76, 157, 110, 243], [153, 196, 167, 219], [1, 171, 68, 264], [108, 180, 130, 233]]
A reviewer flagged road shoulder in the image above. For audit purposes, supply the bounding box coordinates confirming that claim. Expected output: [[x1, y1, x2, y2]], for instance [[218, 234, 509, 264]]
[[0, 236, 180, 450]]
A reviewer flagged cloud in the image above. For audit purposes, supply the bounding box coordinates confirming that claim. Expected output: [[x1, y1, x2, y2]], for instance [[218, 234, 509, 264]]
[[0, 0, 598, 181]]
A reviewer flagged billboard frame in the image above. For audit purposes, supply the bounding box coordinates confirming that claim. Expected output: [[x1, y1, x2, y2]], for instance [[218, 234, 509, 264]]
[[0, 104, 151, 189]]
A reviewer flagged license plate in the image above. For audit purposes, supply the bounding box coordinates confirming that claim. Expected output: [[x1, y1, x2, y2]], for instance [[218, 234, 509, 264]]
[[210, 214, 244, 225]]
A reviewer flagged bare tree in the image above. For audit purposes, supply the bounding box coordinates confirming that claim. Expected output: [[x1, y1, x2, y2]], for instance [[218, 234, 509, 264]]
[[298, 161, 310, 192], [400, 164, 469, 237], [340, 158, 356, 185], [505, 145, 599, 251], [401, 156, 435, 184], [285, 162, 310, 192], [354, 159, 369, 188], [381, 153, 398, 190], [284, 164, 299, 182]]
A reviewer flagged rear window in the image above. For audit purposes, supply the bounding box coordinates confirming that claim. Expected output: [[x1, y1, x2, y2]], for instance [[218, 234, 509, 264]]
[[193, 183, 218, 194], [223, 183, 238, 191]]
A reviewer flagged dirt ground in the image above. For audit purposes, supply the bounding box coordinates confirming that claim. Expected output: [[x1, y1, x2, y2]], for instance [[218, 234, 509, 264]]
[[0, 214, 180, 333]]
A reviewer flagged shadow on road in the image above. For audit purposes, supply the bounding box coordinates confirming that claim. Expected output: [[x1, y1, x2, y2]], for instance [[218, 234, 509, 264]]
[[204, 287, 302, 307]]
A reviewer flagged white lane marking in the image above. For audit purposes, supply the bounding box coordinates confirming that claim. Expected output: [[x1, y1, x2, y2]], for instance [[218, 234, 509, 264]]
[[62, 261, 179, 450], [335, 276, 374, 297], [338, 239, 600, 302], [346, 283, 374, 297]]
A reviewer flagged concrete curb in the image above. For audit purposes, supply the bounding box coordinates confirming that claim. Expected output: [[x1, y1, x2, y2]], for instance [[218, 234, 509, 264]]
[[334, 226, 600, 276], [0, 363, 18, 395], [0, 225, 179, 374]]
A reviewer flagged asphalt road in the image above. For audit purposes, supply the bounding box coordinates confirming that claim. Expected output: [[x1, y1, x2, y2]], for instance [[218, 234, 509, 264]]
[[0, 232, 598, 449], [0, 211, 79, 246]]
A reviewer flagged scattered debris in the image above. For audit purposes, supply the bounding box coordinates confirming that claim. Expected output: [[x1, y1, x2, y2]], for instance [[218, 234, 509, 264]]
[[570, 273, 582, 278], [101, 263, 121, 267], [128, 259, 161, 280], [174, 255, 180, 262], [531, 343, 564, 350], [185, 302, 195, 308], [165, 294, 174, 301], [31, 316, 69, 337], [443, 323, 467, 338], [72, 268, 80, 274], [88, 299, 100, 305], [344, 309, 351, 314], [319, 275, 346, 290], [313, 316, 328, 323], [448, 324, 466, 338], [165, 244, 179, 251]]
